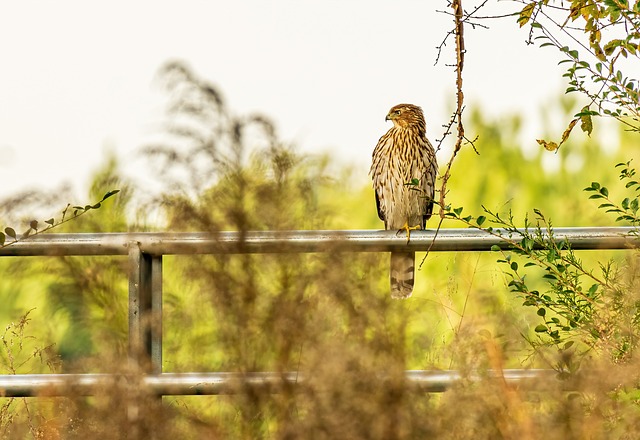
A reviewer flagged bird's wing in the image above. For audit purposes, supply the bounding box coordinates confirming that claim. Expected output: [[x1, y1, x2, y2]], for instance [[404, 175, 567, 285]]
[[421, 142, 438, 228], [375, 190, 386, 223], [371, 131, 393, 227]]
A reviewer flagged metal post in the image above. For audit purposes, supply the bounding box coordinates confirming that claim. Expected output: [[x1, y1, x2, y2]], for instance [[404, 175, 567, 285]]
[[128, 243, 162, 372], [127, 243, 163, 439], [151, 255, 163, 374], [129, 242, 149, 367]]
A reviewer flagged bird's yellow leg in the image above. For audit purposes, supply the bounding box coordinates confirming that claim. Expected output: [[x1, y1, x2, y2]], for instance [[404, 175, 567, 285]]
[[396, 221, 421, 243]]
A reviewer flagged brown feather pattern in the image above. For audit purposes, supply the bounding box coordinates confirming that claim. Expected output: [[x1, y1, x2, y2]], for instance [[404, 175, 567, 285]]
[[370, 104, 437, 299]]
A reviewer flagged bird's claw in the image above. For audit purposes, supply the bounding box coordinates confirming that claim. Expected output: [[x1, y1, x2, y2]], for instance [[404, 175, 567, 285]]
[[396, 221, 421, 244]]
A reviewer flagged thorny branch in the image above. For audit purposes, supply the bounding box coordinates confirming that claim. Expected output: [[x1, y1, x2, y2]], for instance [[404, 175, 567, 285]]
[[434, 0, 489, 66], [421, 0, 478, 268], [438, 0, 471, 219]]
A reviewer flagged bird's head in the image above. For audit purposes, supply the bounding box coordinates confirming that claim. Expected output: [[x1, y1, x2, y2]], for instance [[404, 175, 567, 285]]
[[385, 104, 426, 130]]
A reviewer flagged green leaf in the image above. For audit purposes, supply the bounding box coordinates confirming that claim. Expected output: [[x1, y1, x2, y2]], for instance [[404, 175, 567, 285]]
[[580, 112, 593, 136], [476, 215, 486, 226], [622, 198, 630, 209], [534, 324, 548, 333], [4, 227, 16, 239], [45, 218, 55, 226], [490, 245, 501, 252], [29, 220, 38, 230], [537, 308, 546, 317], [101, 189, 120, 201], [518, 2, 536, 27], [511, 261, 518, 271], [604, 39, 621, 56], [521, 237, 534, 252]]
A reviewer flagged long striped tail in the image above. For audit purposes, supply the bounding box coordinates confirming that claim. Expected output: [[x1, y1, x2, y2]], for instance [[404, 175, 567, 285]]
[[390, 251, 415, 299]]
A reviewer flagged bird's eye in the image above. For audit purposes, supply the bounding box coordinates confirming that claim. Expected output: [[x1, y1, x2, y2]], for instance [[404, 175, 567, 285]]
[[394, 110, 401, 115]]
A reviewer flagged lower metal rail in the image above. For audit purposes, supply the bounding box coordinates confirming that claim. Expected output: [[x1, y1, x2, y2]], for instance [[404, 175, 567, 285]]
[[0, 370, 561, 397]]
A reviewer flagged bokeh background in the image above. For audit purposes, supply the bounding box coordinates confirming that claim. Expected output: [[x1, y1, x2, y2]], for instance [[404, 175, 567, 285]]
[[1, 1, 640, 438]]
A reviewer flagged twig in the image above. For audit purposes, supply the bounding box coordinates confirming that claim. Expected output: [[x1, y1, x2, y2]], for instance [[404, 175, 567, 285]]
[[434, 0, 490, 66], [438, 0, 467, 219]]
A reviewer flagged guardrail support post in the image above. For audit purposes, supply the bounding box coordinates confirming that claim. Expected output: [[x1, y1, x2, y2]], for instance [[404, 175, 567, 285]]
[[150, 254, 162, 374], [128, 243, 162, 373], [128, 243, 163, 438]]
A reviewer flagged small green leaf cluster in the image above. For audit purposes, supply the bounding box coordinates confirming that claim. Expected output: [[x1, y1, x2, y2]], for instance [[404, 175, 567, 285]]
[[445, 203, 615, 358], [585, 161, 640, 224], [444, 204, 491, 230], [403, 178, 424, 193], [0, 190, 119, 248]]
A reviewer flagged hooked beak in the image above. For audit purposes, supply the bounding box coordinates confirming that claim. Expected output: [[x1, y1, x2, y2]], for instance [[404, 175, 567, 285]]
[[385, 114, 391, 122]]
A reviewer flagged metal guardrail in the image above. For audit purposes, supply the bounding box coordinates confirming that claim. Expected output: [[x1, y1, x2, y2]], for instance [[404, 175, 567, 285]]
[[0, 227, 636, 396], [0, 370, 560, 397], [0, 227, 635, 256]]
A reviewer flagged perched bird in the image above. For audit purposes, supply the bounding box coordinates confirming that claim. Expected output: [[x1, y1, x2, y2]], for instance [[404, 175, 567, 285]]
[[370, 104, 438, 299]]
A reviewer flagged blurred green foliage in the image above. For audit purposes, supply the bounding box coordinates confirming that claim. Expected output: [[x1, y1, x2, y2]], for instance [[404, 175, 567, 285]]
[[1, 63, 640, 437]]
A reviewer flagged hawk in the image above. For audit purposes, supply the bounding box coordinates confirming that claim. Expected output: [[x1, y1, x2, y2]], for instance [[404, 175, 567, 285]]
[[370, 104, 438, 299]]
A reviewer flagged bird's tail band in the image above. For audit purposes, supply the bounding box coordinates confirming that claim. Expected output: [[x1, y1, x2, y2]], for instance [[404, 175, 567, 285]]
[[390, 251, 415, 299]]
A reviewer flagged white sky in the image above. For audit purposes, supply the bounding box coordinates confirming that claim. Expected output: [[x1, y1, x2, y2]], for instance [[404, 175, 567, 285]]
[[0, 1, 567, 201]]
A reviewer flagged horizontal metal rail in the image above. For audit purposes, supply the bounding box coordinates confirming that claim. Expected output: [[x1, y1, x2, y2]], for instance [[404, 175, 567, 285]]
[[0, 370, 560, 397], [0, 227, 636, 256]]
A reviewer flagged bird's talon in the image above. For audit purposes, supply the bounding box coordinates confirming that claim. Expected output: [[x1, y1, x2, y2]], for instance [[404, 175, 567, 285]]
[[398, 222, 421, 244]]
